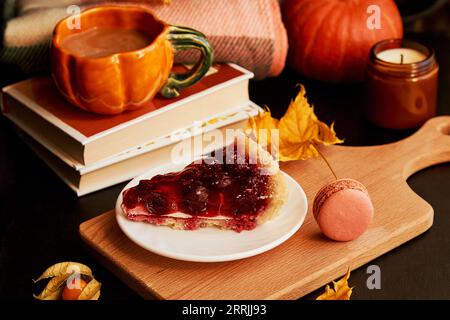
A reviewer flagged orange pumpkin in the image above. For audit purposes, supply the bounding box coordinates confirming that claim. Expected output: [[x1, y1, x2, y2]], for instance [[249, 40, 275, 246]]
[[283, 0, 403, 82]]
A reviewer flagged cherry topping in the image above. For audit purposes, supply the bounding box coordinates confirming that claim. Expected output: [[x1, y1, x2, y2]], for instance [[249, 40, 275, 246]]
[[181, 182, 209, 214], [123, 145, 273, 218], [144, 192, 169, 215]]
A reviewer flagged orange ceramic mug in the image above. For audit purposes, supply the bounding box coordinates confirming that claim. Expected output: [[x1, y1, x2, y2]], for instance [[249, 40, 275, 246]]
[[51, 6, 213, 115]]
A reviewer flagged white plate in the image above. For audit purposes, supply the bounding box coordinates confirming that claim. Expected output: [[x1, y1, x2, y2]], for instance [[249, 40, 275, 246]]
[[115, 163, 308, 262]]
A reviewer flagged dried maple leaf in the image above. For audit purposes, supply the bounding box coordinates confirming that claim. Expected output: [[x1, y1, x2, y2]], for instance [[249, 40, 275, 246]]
[[248, 85, 343, 162], [248, 106, 279, 147], [316, 268, 353, 300]]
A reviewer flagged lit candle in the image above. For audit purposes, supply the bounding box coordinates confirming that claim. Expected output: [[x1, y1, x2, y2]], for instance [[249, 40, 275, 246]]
[[377, 48, 427, 64], [365, 39, 439, 130]]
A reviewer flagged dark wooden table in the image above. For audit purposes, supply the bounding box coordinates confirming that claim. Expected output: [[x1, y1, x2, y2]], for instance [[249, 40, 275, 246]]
[[1, 32, 449, 300]]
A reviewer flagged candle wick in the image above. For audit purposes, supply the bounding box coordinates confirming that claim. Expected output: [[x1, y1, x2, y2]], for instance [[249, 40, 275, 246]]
[[400, 53, 404, 64]]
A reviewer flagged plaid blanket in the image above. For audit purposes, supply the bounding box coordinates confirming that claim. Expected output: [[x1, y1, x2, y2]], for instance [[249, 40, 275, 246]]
[[0, 0, 288, 79]]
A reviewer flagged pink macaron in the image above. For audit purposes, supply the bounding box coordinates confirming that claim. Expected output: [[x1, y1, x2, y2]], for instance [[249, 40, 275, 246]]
[[313, 179, 374, 242]]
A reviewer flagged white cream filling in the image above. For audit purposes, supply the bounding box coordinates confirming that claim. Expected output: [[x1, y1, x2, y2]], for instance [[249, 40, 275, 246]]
[[162, 212, 231, 220]]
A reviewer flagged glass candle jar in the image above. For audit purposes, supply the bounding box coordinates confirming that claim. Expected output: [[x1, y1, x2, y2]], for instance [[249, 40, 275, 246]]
[[365, 39, 439, 130]]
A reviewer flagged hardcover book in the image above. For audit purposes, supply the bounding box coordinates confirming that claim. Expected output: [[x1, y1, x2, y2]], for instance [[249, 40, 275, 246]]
[[18, 102, 261, 196], [1, 64, 253, 165]]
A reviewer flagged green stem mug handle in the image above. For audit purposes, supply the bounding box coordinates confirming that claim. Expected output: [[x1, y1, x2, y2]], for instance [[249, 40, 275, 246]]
[[160, 26, 213, 98]]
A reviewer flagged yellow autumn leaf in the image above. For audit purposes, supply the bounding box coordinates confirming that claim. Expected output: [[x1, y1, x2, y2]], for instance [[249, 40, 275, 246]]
[[316, 268, 353, 300], [248, 106, 279, 148], [316, 121, 341, 146], [34, 262, 92, 282], [248, 85, 343, 162], [279, 85, 343, 161]]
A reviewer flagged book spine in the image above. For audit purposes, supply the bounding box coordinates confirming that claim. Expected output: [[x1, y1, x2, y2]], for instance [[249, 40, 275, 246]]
[[1, 91, 86, 164]]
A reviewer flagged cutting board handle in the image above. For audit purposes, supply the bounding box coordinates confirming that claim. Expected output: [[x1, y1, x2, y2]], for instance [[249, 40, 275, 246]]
[[399, 116, 450, 179]]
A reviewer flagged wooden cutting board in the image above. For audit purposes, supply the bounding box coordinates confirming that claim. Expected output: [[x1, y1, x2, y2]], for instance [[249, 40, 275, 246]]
[[80, 116, 450, 300]]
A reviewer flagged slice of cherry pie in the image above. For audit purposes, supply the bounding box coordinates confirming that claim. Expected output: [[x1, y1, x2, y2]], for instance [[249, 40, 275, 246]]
[[121, 136, 288, 232]]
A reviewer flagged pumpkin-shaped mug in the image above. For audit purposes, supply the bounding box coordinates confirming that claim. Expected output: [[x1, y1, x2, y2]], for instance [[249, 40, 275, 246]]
[[51, 6, 213, 115]]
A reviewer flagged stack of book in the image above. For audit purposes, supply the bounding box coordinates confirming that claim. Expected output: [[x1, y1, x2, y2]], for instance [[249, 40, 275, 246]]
[[1, 64, 261, 196]]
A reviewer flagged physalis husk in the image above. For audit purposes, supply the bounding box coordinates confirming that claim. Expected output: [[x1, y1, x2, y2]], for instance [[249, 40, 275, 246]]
[[33, 262, 101, 301]]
